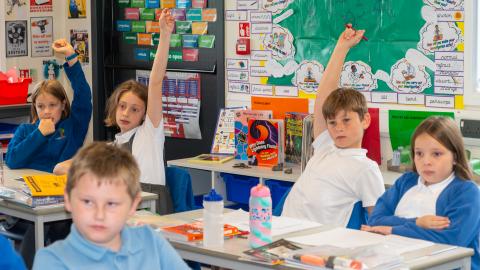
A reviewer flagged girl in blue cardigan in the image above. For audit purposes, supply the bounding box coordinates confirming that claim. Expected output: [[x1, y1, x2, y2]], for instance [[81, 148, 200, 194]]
[[6, 38, 92, 173], [362, 116, 480, 269]]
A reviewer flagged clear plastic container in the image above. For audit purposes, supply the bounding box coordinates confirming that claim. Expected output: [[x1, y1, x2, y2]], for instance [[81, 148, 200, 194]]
[[203, 189, 224, 247]]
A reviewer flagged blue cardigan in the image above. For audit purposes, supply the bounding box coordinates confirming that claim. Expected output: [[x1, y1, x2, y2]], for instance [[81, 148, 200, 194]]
[[6, 61, 92, 172], [369, 172, 480, 269]]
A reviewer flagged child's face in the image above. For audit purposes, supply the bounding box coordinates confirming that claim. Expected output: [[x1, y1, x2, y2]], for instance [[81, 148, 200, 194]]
[[414, 133, 455, 185], [35, 93, 66, 124], [64, 172, 140, 251], [116, 91, 146, 133], [326, 110, 370, 149]]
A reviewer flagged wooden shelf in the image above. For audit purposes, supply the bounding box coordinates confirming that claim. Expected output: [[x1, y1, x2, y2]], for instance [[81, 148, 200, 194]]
[[0, 104, 31, 119]]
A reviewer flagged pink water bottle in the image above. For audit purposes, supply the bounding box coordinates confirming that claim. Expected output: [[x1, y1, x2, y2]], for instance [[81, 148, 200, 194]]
[[249, 184, 272, 248]]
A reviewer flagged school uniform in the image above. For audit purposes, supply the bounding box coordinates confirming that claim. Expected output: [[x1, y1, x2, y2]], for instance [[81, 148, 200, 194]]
[[6, 61, 92, 172], [115, 116, 172, 214], [0, 234, 26, 270], [282, 131, 385, 226], [32, 224, 189, 270], [369, 172, 480, 270]]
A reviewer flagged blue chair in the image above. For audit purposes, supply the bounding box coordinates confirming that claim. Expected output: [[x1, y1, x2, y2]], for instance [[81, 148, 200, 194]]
[[273, 187, 292, 216], [165, 167, 196, 213], [345, 201, 368, 230]]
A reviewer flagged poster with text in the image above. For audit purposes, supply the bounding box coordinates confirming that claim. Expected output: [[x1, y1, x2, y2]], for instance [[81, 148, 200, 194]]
[[5, 0, 28, 18], [70, 29, 89, 64], [6, 20, 28, 57], [31, 17, 53, 57], [30, 0, 53, 12], [68, 0, 87, 19]]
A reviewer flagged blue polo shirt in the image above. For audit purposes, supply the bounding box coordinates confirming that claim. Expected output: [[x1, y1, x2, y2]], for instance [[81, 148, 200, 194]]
[[33, 224, 189, 270]]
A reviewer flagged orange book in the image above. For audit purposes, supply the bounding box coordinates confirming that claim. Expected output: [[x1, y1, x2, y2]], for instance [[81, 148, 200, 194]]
[[161, 222, 239, 242]]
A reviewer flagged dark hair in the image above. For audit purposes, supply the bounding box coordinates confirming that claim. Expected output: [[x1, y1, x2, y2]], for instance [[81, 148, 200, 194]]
[[31, 80, 70, 123], [104, 80, 148, 127], [322, 88, 368, 120], [411, 116, 472, 180]]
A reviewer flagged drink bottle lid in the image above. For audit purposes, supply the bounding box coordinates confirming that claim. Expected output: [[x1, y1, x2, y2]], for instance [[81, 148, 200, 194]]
[[250, 184, 271, 197], [203, 188, 223, 201]]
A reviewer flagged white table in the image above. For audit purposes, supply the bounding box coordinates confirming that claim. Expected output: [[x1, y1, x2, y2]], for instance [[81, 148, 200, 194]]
[[161, 210, 473, 270], [1, 168, 158, 250]]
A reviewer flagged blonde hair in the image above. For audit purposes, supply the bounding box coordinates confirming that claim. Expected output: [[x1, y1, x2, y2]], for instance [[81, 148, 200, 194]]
[[411, 116, 472, 180], [66, 142, 141, 200], [104, 80, 147, 127], [31, 80, 71, 123], [322, 88, 368, 120]]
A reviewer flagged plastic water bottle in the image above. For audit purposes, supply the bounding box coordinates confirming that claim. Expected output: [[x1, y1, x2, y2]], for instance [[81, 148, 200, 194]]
[[203, 189, 224, 247], [249, 184, 272, 248]]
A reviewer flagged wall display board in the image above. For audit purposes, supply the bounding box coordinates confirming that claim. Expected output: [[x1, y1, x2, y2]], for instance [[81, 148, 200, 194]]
[[225, 0, 465, 109]]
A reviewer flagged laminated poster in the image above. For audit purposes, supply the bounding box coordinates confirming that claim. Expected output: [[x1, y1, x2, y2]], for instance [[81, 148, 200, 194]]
[[6, 20, 28, 57], [68, 0, 87, 19], [30, 0, 53, 13], [70, 29, 89, 64], [31, 17, 53, 57]]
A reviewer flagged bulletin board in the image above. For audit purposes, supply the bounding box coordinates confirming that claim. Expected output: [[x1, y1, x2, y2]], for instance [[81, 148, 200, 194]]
[[224, 0, 465, 110]]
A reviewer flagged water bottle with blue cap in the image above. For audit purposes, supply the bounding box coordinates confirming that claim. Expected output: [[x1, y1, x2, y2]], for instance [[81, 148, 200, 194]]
[[203, 189, 224, 247]]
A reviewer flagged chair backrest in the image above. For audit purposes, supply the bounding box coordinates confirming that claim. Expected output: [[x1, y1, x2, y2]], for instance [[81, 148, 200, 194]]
[[165, 167, 195, 213], [273, 187, 292, 216], [346, 201, 368, 230]]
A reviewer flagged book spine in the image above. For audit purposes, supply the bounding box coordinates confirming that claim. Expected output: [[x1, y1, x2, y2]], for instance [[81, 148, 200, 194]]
[[31, 196, 64, 207]]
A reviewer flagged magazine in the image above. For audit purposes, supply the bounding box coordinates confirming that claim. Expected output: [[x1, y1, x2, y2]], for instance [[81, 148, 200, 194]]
[[243, 239, 302, 265], [188, 154, 234, 164]]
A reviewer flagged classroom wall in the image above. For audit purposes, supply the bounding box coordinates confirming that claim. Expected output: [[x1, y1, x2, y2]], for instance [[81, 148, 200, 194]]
[[0, 1, 93, 143]]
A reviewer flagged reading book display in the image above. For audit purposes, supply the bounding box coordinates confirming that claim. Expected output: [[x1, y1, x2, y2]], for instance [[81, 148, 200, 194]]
[[247, 119, 285, 167], [234, 109, 272, 161]]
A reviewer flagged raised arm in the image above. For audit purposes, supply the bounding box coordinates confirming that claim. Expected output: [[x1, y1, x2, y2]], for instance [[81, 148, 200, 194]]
[[313, 26, 365, 138], [147, 9, 175, 127], [52, 39, 78, 67]]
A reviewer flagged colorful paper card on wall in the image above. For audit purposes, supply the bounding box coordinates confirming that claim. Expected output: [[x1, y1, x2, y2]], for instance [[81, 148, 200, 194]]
[[176, 0, 192, 8], [161, 0, 176, 8], [117, 20, 132, 32], [182, 35, 199, 48], [137, 33, 153, 45], [192, 22, 208, 34], [146, 21, 160, 32], [152, 33, 160, 45], [171, 9, 186, 21], [131, 21, 146, 32], [155, 8, 162, 20], [134, 48, 150, 61], [186, 8, 202, 21], [251, 96, 308, 119], [150, 49, 157, 60], [118, 0, 131, 8], [123, 32, 138, 44], [202, 8, 217, 22], [146, 0, 160, 8], [168, 50, 183, 62], [198, 35, 215, 48], [131, 0, 145, 8], [125, 8, 140, 20], [170, 34, 182, 47], [183, 48, 199, 61], [140, 8, 155, 20], [192, 0, 207, 8], [175, 21, 192, 34]]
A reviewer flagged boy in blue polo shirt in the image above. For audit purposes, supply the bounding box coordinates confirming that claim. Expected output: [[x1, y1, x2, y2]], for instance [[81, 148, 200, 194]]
[[32, 142, 189, 269]]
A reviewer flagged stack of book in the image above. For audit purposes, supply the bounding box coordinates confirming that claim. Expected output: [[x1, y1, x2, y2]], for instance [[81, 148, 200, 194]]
[[0, 175, 66, 207]]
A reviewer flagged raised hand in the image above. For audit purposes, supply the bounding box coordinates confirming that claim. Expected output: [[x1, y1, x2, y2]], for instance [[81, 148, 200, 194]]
[[52, 39, 76, 56], [337, 24, 365, 50], [38, 118, 56, 136], [159, 9, 175, 34], [416, 215, 450, 230]]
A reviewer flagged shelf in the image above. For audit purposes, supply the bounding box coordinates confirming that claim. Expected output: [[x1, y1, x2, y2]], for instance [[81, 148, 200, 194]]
[[0, 104, 31, 119]]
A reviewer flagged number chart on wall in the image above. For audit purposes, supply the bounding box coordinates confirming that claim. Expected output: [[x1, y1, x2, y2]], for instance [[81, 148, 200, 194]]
[[225, 0, 465, 109]]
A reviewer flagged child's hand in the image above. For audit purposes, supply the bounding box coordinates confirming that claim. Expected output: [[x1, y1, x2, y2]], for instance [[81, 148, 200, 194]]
[[416, 215, 450, 230], [53, 159, 72, 175], [159, 9, 175, 34], [337, 24, 365, 50], [52, 39, 76, 56], [38, 118, 56, 136], [361, 225, 392, 235]]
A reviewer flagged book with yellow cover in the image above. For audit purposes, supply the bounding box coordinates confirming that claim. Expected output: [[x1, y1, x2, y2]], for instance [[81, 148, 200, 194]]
[[188, 154, 234, 164], [22, 175, 67, 197]]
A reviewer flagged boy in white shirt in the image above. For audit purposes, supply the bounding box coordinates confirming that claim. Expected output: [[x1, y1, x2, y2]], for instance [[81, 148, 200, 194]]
[[282, 25, 385, 227]]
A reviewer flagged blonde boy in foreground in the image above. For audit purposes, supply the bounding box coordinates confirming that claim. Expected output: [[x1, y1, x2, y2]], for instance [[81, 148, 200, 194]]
[[282, 26, 385, 226], [33, 142, 189, 269]]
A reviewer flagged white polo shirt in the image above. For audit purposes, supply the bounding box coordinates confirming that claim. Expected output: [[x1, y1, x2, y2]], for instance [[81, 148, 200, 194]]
[[282, 131, 384, 226], [114, 116, 166, 186], [395, 173, 455, 218]]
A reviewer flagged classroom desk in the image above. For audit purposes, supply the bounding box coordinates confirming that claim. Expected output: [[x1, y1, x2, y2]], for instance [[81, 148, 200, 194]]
[[1, 167, 159, 250], [161, 209, 473, 270], [167, 157, 401, 189]]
